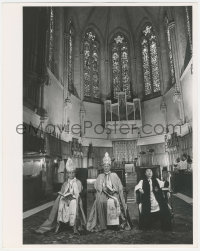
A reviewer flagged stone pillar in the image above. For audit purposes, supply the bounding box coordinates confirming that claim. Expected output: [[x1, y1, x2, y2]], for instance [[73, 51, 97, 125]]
[[104, 59, 110, 99], [63, 33, 69, 101], [160, 97, 167, 129], [80, 102, 86, 136], [80, 49, 84, 101], [168, 21, 185, 123], [160, 97, 170, 171], [132, 57, 137, 96]]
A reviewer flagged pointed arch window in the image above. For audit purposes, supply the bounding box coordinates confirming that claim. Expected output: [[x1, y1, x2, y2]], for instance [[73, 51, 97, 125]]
[[48, 7, 55, 72], [185, 6, 192, 55], [141, 24, 161, 97], [111, 33, 131, 100], [47, 7, 60, 81], [65, 20, 74, 93], [164, 16, 176, 85], [83, 30, 100, 101]]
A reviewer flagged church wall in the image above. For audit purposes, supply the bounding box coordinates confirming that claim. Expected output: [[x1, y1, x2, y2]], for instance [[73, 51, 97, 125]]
[[141, 97, 165, 138], [57, 8, 65, 85], [66, 95, 81, 130], [158, 17, 171, 93], [43, 72, 64, 128], [173, 7, 188, 73], [180, 60, 193, 123], [164, 88, 180, 126], [73, 28, 82, 98], [83, 102, 108, 140]]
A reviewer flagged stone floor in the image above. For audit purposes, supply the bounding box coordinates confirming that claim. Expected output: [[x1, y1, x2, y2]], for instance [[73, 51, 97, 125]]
[[23, 196, 193, 245]]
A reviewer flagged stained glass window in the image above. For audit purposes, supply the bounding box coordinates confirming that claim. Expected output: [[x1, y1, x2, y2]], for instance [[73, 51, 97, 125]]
[[83, 30, 100, 100], [164, 16, 175, 85], [48, 7, 55, 71], [141, 25, 161, 96], [68, 21, 74, 92], [185, 6, 192, 54], [111, 33, 131, 99]]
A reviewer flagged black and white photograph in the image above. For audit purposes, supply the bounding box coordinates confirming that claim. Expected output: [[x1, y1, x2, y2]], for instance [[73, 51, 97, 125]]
[[2, 2, 197, 248]]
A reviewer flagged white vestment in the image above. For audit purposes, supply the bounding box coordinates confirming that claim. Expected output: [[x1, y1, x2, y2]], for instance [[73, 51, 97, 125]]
[[57, 178, 80, 226]]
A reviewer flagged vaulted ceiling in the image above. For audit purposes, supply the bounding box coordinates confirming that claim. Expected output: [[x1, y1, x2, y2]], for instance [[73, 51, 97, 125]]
[[66, 7, 163, 41]]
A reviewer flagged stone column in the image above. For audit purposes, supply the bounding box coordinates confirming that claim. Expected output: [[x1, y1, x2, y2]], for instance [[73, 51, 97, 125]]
[[79, 46, 84, 101], [105, 59, 110, 99], [168, 21, 185, 124], [160, 97, 167, 129], [63, 33, 69, 101], [132, 57, 137, 96], [160, 97, 170, 171]]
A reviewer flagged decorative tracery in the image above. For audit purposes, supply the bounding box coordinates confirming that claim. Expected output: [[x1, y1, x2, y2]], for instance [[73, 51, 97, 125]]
[[83, 30, 100, 100], [111, 33, 131, 99], [141, 25, 161, 96]]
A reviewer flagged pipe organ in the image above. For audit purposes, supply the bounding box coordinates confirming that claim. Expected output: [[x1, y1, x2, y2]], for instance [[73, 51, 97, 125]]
[[104, 92, 142, 139]]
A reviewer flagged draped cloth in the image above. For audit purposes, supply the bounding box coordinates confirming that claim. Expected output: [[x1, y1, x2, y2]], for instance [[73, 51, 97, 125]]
[[35, 178, 86, 234], [87, 172, 131, 232]]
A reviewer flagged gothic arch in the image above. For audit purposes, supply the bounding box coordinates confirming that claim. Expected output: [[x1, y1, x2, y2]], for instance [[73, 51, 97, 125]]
[[135, 18, 161, 48], [63, 9, 81, 38], [81, 23, 104, 53], [158, 6, 175, 33], [108, 27, 132, 47], [108, 29, 133, 100], [108, 27, 134, 75], [137, 20, 163, 98], [136, 18, 166, 97]]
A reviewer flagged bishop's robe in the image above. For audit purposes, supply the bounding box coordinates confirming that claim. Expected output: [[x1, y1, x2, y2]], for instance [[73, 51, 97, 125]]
[[35, 178, 86, 234], [87, 172, 131, 231]]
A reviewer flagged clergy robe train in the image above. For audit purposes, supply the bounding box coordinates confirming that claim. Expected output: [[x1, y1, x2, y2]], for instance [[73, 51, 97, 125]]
[[35, 178, 86, 234], [87, 172, 131, 231]]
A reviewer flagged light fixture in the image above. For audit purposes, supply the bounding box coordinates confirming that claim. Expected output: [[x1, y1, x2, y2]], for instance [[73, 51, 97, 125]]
[[65, 93, 72, 110]]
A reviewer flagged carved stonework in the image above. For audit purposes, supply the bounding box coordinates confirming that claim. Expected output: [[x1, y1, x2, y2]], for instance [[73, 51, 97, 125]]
[[160, 98, 167, 113], [173, 90, 182, 103], [64, 94, 72, 110], [168, 21, 175, 30]]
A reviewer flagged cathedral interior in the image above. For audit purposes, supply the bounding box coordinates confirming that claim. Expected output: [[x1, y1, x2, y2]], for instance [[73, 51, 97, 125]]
[[23, 6, 193, 244]]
